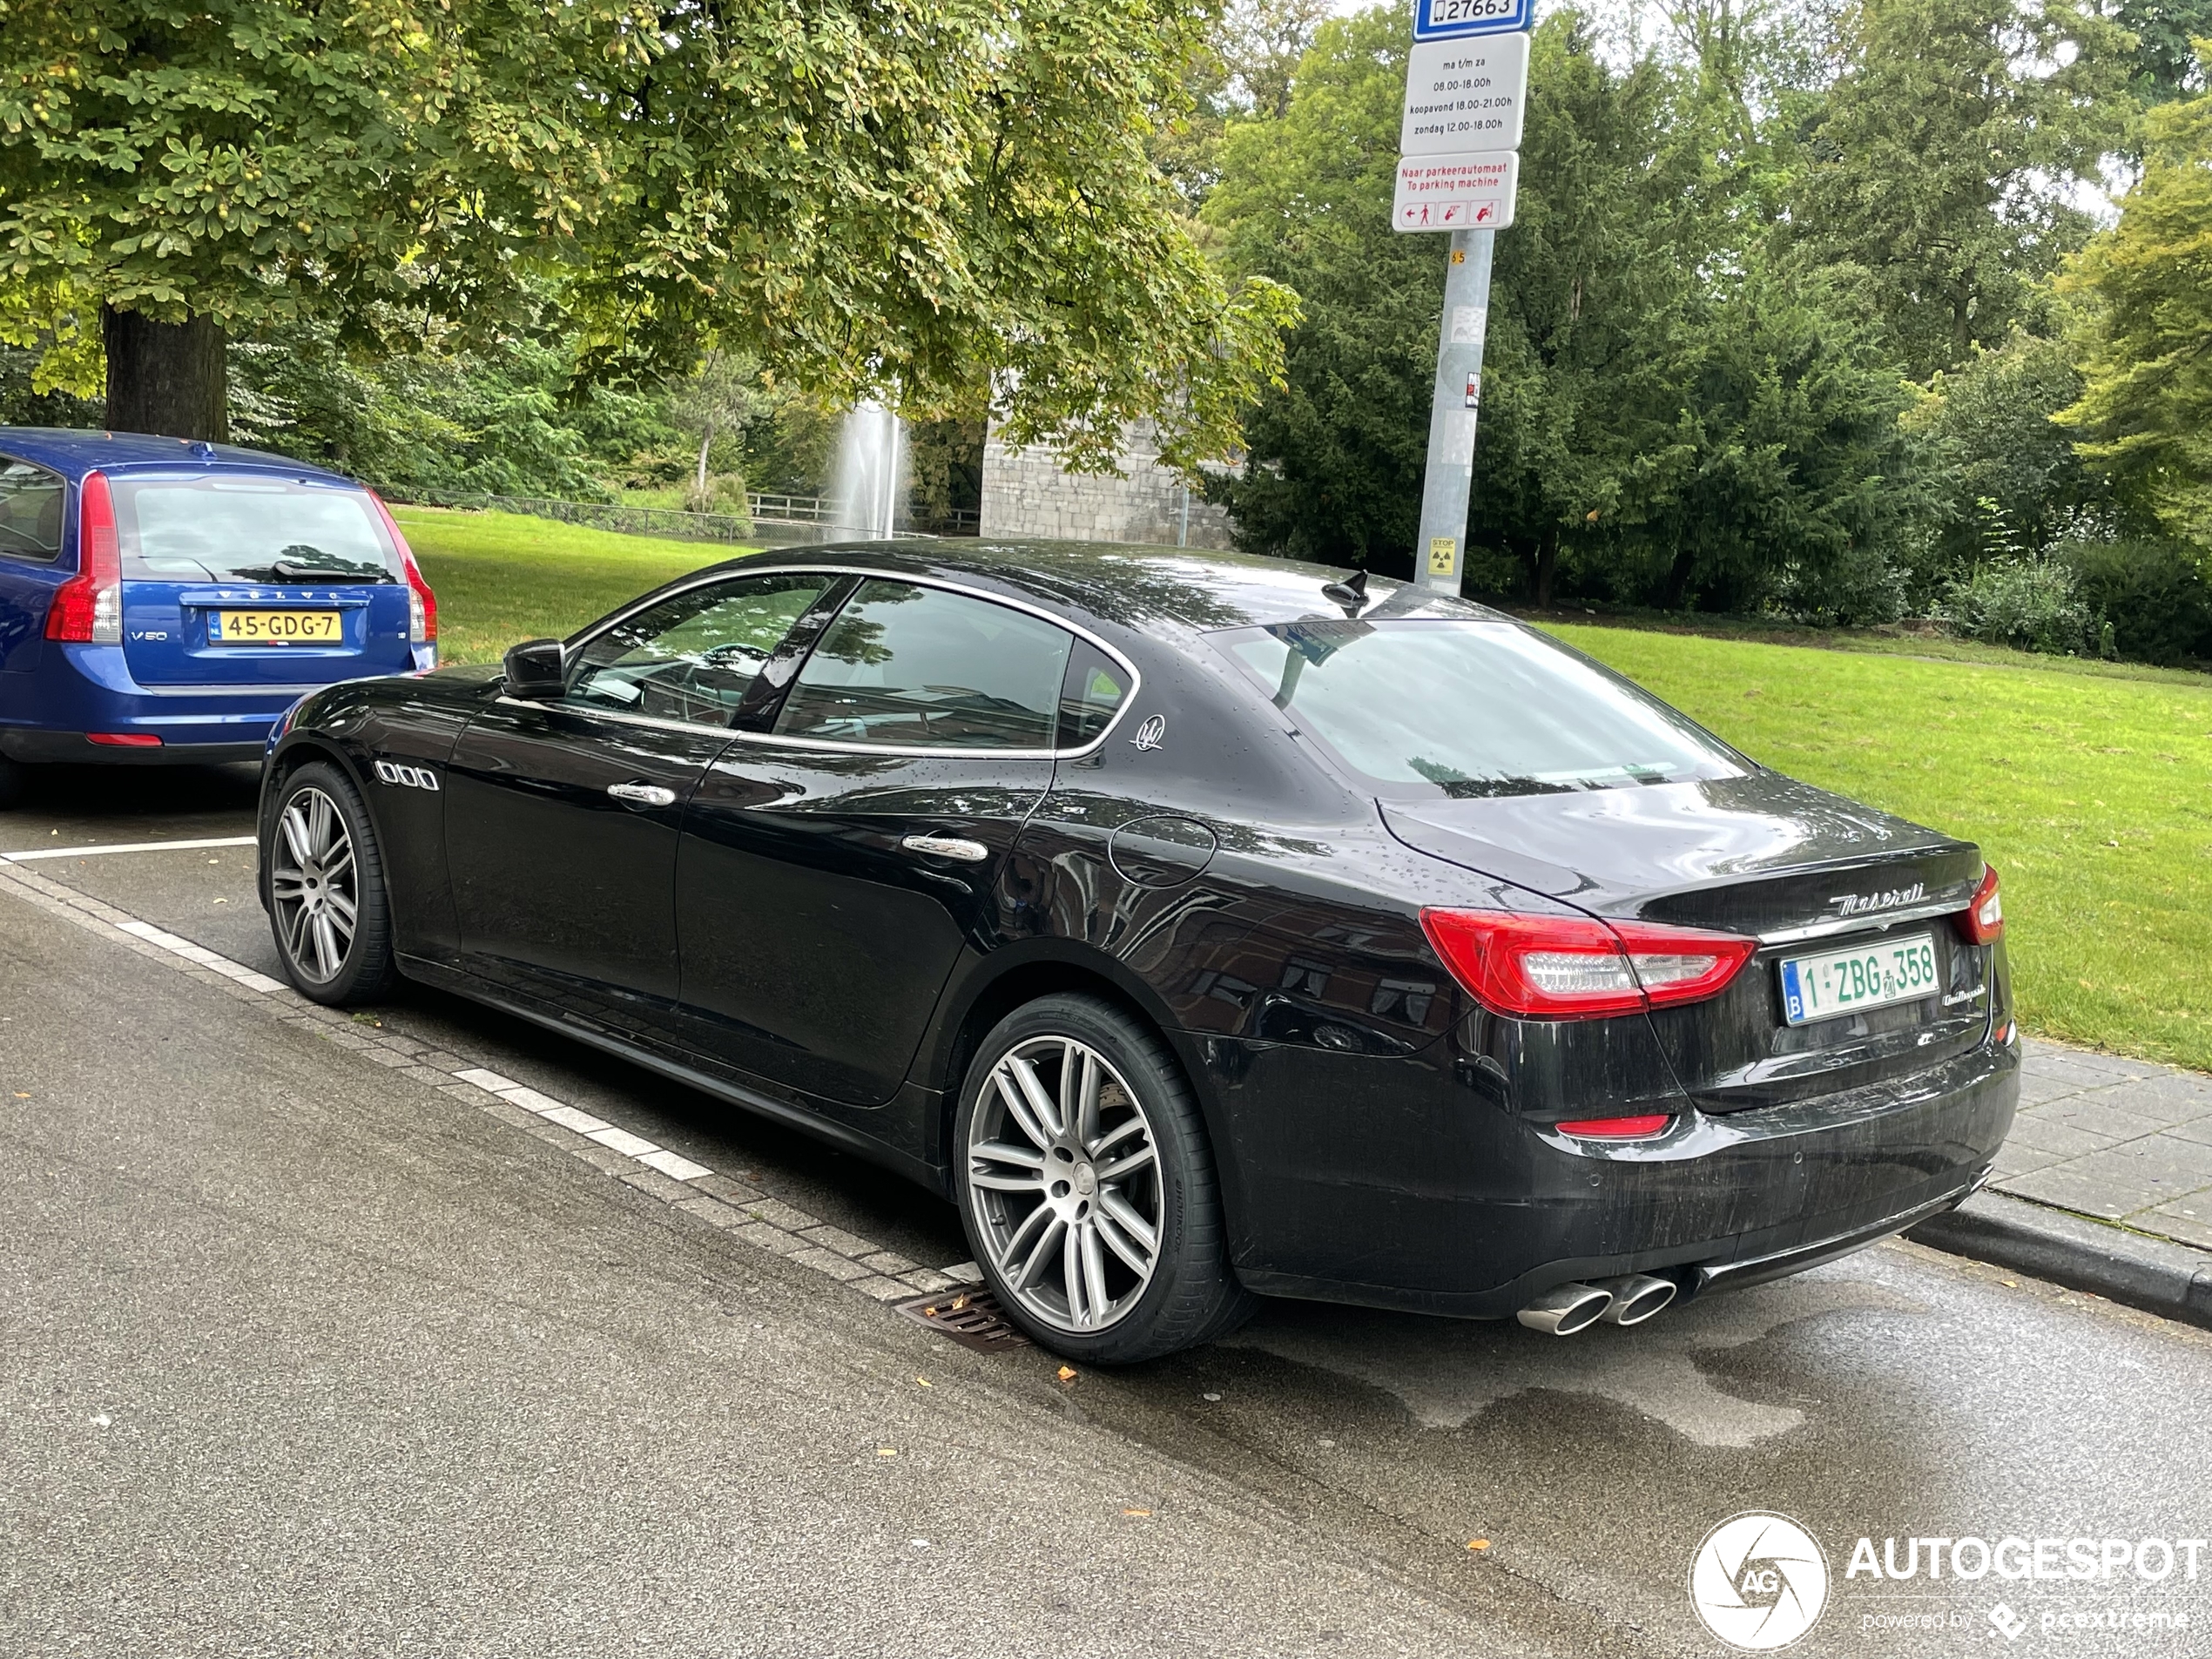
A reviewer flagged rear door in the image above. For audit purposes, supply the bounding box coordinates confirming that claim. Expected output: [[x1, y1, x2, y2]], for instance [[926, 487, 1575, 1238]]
[[672, 577, 1081, 1106], [443, 570, 843, 1030], [106, 471, 415, 687]]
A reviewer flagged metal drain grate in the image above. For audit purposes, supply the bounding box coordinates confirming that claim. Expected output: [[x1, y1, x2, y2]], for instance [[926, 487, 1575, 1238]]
[[894, 1284, 1030, 1352]]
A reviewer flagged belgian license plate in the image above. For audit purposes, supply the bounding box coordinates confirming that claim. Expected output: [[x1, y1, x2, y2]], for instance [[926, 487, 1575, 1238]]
[[1778, 932, 1939, 1026], [209, 609, 341, 644]]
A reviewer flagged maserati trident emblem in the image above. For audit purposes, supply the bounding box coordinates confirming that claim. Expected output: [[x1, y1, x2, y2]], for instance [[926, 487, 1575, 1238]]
[[1130, 714, 1167, 752], [1826, 881, 1925, 920]]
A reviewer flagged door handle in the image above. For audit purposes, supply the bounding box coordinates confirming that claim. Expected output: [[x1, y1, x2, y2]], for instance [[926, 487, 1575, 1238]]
[[608, 782, 677, 807], [901, 833, 990, 863]]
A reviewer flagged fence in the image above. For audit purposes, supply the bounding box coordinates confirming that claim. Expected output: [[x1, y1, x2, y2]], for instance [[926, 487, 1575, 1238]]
[[391, 489, 979, 541]]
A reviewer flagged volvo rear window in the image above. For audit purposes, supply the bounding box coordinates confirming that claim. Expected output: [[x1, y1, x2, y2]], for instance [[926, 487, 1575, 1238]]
[[111, 475, 401, 583], [1215, 618, 1748, 798]]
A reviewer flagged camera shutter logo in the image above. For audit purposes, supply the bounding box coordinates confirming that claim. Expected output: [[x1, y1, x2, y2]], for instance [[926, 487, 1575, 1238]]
[[1688, 1513, 1830, 1650]]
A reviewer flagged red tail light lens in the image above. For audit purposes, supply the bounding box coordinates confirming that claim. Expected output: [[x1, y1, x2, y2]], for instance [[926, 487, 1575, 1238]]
[[369, 490, 436, 645], [1419, 909, 1757, 1021], [1554, 1113, 1674, 1138], [47, 469, 122, 644], [87, 732, 162, 747], [1957, 864, 2002, 946]]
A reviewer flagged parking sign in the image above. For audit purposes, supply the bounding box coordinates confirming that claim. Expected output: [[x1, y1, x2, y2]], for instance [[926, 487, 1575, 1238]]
[[1413, 0, 1534, 42]]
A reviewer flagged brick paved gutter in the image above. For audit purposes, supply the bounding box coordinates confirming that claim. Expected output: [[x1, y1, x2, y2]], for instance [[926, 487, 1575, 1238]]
[[1909, 1040, 2212, 1331]]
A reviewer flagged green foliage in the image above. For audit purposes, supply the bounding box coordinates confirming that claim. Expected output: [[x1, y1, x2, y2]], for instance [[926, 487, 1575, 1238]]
[[1791, 0, 2132, 380], [2064, 537, 2212, 665], [2112, 0, 2212, 103], [2056, 69, 2212, 544], [0, 0, 1293, 469], [1941, 556, 2095, 654]]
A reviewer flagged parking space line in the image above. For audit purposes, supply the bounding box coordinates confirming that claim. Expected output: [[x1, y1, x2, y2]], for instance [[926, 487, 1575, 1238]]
[[0, 854, 975, 1306], [1, 834, 259, 862]]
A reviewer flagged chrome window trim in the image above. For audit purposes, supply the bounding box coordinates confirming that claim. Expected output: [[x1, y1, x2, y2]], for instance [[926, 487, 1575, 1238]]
[[543, 563, 1144, 759]]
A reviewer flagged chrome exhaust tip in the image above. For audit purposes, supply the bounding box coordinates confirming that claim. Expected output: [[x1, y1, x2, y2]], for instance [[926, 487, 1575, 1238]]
[[1593, 1273, 1677, 1326], [1514, 1281, 1613, 1337]]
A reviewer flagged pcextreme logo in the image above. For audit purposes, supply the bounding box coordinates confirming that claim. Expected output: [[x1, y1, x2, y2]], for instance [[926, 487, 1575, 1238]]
[[1689, 1512, 1831, 1650]]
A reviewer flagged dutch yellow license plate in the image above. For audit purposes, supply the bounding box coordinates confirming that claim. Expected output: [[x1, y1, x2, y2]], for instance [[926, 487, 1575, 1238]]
[[208, 610, 342, 644]]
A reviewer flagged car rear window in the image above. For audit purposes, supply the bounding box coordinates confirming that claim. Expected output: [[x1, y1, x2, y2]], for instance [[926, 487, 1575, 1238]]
[[111, 475, 400, 583], [1215, 618, 1747, 798], [0, 456, 64, 563]]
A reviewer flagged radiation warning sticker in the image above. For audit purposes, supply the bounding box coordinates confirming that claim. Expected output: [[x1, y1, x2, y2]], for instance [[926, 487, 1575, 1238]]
[[1429, 536, 1457, 575]]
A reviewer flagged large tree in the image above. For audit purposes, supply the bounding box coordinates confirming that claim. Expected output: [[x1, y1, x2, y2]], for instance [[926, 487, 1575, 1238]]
[[1790, 0, 2130, 381], [2056, 65, 2212, 543], [0, 0, 1292, 464]]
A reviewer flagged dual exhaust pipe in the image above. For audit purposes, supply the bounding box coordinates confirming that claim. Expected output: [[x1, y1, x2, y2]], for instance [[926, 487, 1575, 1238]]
[[1515, 1273, 1677, 1336]]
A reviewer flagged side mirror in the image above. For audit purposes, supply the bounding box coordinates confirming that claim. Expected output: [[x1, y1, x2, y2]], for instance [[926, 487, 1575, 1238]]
[[502, 637, 566, 701]]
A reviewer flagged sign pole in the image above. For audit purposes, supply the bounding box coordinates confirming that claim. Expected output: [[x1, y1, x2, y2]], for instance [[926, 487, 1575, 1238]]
[[1414, 226, 1494, 592]]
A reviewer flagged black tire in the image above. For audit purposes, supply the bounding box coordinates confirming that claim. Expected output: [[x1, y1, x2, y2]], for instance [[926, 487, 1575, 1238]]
[[954, 993, 1256, 1364], [0, 754, 24, 810], [264, 760, 395, 1005]]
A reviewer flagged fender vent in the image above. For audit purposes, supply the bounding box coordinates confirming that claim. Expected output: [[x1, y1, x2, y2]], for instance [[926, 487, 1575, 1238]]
[[894, 1285, 1028, 1352]]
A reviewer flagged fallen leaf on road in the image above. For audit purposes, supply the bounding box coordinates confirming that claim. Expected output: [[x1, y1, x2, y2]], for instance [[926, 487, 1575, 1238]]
[[876, 1447, 898, 1457], [1123, 1508, 1151, 1518], [914, 1376, 932, 1388], [1056, 1366, 1077, 1383], [1467, 1539, 1490, 1551]]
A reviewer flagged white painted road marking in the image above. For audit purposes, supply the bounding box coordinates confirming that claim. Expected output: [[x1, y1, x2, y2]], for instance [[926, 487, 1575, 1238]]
[[1, 834, 259, 862], [0, 854, 980, 1303]]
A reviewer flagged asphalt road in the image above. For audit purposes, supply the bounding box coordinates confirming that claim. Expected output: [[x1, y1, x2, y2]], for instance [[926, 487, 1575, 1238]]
[[4, 763, 2210, 1659]]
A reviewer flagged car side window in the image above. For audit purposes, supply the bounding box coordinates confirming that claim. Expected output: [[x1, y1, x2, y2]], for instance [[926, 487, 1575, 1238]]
[[1057, 641, 1131, 749], [566, 573, 839, 727], [773, 579, 1075, 751], [0, 457, 65, 563]]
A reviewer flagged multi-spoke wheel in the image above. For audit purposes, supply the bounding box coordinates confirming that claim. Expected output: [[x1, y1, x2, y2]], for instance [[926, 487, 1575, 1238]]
[[263, 762, 394, 1004], [956, 995, 1255, 1362]]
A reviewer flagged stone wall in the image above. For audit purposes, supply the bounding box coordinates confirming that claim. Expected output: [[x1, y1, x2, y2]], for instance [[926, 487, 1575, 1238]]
[[979, 419, 1238, 550]]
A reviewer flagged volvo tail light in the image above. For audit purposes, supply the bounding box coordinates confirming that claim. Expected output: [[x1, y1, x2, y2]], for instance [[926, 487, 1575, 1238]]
[[369, 490, 436, 646], [1957, 864, 2003, 946], [46, 469, 122, 644], [1419, 909, 1757, 1022]]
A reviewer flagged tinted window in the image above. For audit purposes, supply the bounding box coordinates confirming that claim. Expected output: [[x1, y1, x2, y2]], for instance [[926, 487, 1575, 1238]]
[[1057, 641, 1130, 748], [568, 572, 838, 727], [112, 475, 400, 583], [0, 457, 64, 563], [1216, 619, 1746, 798], [775, 580, 1073, 751]]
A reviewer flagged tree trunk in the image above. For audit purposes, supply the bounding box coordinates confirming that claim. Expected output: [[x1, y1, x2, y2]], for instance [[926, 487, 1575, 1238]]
[[1662, 540, 1697, 610], [693, 416, 715, 507], [103, 307, 227, 442], [1534, 527, 1560, 610]]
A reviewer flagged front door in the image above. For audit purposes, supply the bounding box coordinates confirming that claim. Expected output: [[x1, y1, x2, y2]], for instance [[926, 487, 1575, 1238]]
[[443, 569, 843, 1027], [674, 577, 1087, 1106]]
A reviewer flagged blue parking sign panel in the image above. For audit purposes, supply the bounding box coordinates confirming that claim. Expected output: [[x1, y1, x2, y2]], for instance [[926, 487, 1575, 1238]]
[[1414, 0, 1533, 40]]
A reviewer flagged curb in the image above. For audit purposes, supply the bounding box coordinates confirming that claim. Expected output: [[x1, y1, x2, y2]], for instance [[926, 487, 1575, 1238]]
[[1906, 1190, 2212, 1332]]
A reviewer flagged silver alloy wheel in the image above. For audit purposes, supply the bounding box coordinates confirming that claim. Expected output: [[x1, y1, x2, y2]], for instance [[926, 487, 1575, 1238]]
[[269, 786, 359, 983], [967, 1035, 1163, 1333]]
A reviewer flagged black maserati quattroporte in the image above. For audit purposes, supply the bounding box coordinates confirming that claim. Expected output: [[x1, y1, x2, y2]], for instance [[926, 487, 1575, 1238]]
[[258, 541, 2018, 1360]]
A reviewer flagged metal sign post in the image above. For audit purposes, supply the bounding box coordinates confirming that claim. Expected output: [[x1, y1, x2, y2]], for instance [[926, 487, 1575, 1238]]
[[1413, 230, 1494, 590], [1395, 0, 1528, 591]]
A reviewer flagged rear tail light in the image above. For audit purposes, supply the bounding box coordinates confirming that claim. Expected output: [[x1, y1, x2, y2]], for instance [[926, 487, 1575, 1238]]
[[1554, 1114, 1674, 1138], [1957, 864, 2003, 946], [46, 469, 122, 644], [368, 490, 436, 646], [1419, 908, 1757, 1021], [87, 732, 161, 747]]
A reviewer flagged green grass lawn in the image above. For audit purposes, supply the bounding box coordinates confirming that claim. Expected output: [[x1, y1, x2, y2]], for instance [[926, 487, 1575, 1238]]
[[394, 506, 748, 665], [1548, 624, 2212, 1074]]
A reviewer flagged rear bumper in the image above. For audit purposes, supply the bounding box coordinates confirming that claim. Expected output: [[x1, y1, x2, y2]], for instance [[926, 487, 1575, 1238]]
[[0, 729, 265, 766], [1214, 1032, 2021, 1318]]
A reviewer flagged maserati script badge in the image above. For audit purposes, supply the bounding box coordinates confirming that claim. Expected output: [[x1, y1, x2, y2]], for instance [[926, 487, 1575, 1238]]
[[1130, 714, 1167, 752]]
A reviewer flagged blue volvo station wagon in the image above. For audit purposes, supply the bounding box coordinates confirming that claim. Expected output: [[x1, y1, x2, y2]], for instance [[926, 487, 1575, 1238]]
[[0, 428, 437, 806]]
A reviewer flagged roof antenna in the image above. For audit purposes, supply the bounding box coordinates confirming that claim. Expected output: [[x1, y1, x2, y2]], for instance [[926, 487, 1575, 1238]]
[[1319, 568, 1369, 615]]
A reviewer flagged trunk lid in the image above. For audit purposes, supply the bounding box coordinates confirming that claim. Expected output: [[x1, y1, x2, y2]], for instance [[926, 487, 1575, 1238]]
[[1384, 773, 1993, 1110]]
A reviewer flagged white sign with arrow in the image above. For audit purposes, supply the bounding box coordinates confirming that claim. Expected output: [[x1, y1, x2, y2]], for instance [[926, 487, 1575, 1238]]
[[1392, 150, 1520, 233]]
